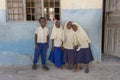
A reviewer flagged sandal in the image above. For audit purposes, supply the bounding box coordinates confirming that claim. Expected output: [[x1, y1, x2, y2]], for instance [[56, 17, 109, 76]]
[[42, 66, 49, 71]]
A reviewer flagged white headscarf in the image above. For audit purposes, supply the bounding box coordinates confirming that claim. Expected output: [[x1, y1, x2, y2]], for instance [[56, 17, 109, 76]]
[[72, 23, 91, 48], [63, 21, 73, 41], [63, 21, 72, 31], [50, 21, 63, 40]]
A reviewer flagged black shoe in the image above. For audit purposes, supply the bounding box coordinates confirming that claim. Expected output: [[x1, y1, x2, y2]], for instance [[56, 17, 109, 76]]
[[42, 66, 49, 71], [85, 68, 89, 73], [32, 64, 37, 70]]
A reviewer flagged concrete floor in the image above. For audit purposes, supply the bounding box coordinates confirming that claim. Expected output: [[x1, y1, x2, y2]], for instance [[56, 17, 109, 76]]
[[0, 55, 120, 80]]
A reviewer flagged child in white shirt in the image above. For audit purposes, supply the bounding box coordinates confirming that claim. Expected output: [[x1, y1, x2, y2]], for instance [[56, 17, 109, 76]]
[[63, 21, 76, 70], [48, 21, 64, 68], [72, 23, 93, 73], [32, 17, 49, 70]]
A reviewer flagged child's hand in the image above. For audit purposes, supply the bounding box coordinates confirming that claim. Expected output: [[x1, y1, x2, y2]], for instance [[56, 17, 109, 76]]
[[46, 44, 49, 49], [74, 45, 78, 50], [88, 43, 90, 47], [61, 46, 64, 50], [35, 44, 39, 49]]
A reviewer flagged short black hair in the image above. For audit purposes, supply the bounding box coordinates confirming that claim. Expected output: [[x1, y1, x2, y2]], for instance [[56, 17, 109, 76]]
[[39, 17, 46, 22]]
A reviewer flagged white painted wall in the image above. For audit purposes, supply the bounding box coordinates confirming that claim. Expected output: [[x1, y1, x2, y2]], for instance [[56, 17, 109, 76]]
[[0, 0, 103, 10], [0, 0, 6, 10], [61, 0, 103, 9]]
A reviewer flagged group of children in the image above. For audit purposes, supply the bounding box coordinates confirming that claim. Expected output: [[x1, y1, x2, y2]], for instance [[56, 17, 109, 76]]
[[32, 17, 93, 73]]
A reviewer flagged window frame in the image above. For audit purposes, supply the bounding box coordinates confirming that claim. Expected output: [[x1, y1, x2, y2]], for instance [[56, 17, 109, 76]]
[[6, 0, 61, 22]]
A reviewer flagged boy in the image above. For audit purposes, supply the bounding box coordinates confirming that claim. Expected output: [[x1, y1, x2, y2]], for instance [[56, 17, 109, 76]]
[[32, 17, 49, 70]]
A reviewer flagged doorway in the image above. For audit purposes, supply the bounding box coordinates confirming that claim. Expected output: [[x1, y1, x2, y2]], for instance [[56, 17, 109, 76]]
[[102, 0, 120, 57]]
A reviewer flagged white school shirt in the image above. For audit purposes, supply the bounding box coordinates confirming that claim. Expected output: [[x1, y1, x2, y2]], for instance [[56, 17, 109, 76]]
[[35, 26, 49, 43], [51, 28, 63, 47], [54, 39, 62, 47], [52, 29, 63, 47], [63, 29, 76, 49]]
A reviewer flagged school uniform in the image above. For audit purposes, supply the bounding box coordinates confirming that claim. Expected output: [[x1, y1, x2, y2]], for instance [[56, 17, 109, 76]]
[[33, 26, 49, 65], [48, 23, 64, 67], [63, 22, 76, 65], [73, 23, 93, 64]]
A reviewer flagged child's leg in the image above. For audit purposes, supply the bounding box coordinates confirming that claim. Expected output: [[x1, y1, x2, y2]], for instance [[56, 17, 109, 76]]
[[77, 64, 80, 71], [63, 49, 68, 69], [33, 48, 41, 64], [85, 63, 89, 73], [67, 50, 75, 70], [41, 43, 49, 70], [73, 64, 80, 72], [32, 47, 41, 69], [64, 63, 68, 69], [74, 64, 77, 69], [41, 45, 47, 65], [67, 64, 73, 70]]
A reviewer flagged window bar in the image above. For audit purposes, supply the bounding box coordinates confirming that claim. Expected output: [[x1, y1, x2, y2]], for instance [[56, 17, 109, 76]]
[[42, 0, 44, 17], [23, 0, 26, 21], [30, 0, 32, 20], [18, 0, 20, 21], [13, 1, 15, 21]]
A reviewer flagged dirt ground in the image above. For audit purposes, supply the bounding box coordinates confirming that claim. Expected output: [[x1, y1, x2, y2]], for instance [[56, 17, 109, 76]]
[[0, 55, 120, 80]]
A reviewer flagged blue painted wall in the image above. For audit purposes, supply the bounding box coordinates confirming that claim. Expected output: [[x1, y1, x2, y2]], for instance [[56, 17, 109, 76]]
[[61, 9, 102, 62], [0, 9, 102, 65]]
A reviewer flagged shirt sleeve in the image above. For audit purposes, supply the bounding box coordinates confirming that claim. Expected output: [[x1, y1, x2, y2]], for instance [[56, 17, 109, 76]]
[[62, 30, 66, 41], [35, 27, 38, 34], [47, 28, 49, 35]]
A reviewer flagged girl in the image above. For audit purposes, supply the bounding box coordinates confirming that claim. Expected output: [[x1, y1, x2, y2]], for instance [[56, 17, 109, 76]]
[[63, 21, 77, 70], [48, 21, 64, 68], [72, 23, 93, 73]]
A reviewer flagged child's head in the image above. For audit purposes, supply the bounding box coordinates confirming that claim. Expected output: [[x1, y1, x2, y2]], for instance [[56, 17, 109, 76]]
[[72, 24, 78, 32], [55, 21, 60, 28], [66, 21, 72, 29], [39, 17, 46, 28]]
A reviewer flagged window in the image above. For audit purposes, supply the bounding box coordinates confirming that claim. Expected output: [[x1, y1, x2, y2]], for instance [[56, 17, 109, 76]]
[[44, 0, 60, 21], [7, 0, 60, 21], [7, 0, 24, 21], [26, 0, 42, 21]]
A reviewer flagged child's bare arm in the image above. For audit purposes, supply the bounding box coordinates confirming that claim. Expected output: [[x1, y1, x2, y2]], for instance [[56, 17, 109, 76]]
[[52, 39, 54, 50], [46, 35, 49, 49], [35, 34, 38, 48]]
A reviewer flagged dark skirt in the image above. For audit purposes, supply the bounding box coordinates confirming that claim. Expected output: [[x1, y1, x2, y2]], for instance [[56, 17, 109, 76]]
[[75, 47, 93, 64], [48, 47, 64, 67], [63, 48, 76, 65]]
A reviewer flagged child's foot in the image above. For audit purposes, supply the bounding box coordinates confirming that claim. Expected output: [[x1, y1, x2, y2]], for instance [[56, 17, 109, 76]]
[[85, 68, 89, 73], [67, 66, 73, 70], [74, 64, 77, 69], [73, 69, 79, 72], [32, 64, 37, 70], [42, 66, 49, 71], [80, 67, 82, 70], [59, 66, 64, 69], [56, 66, 63, 69]]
